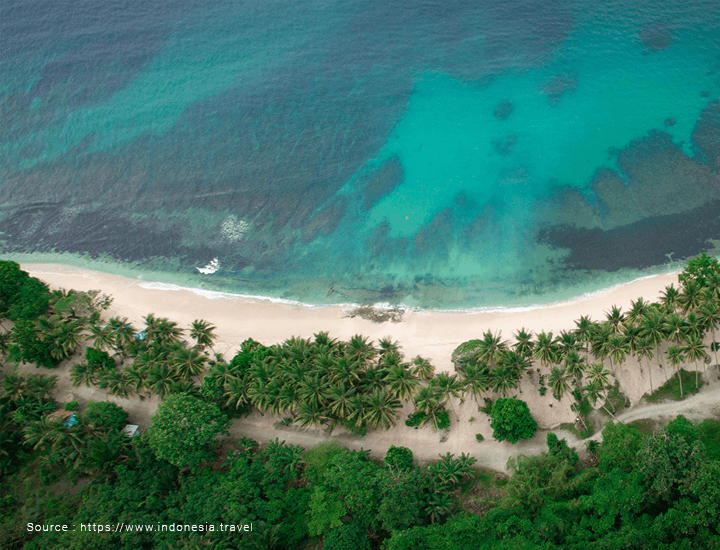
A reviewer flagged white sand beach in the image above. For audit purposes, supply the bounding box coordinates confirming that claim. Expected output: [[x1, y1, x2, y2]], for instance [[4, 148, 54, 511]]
[[15, 263, 705, 471]]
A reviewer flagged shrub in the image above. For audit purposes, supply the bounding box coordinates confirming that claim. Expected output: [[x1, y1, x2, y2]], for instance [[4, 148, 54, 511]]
[[479, 398, 494, 415], [64, 401, 78, 411], [405, 412, 426, 427], [385, 445, 413, 471], [476, 434, 484, 442], [435, 409, 451, 431]]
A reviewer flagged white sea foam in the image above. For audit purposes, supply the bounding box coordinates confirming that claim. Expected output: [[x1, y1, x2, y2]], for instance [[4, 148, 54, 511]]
[[134, 270, 679, 315], [196, 258, 220, 275]]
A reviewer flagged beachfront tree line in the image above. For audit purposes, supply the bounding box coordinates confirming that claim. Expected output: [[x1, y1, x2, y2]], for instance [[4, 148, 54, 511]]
[[3, 255, 720, 438], [453, 253, 720, 415]]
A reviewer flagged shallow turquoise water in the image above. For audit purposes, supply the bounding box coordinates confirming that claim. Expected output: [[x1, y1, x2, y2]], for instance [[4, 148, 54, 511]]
[[2, 0, 720, 308]]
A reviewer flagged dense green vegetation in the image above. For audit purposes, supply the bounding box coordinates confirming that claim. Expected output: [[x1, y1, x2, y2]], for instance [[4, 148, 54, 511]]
[[3, 375, 719, 549], [3, 256, 720, 547]]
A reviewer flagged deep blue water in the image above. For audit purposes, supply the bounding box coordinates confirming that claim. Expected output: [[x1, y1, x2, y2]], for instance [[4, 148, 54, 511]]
[[2, 0, 720, 308]]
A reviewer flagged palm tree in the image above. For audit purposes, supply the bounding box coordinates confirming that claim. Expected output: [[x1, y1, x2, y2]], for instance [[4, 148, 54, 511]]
[[385, 364, 419, 401], [378, 336, 401, 357], [425, 490, 455, 524], [556, 330, 579, 357], [189, 319, 217, 352], [247, 378, 276, 414], [146, 364, 177, 398], [705, 270, 720, 302], [663, 314, 686, 345], [641, 308, 668, 379], [363, 388, 402, 429], [498, 350, 532, 383], [684, 312, 704, 342], [23, 417, 64, 450], [413, 386, 442, 416], [329, 357, 362, 387], [533, 332, 559, 367], [379, 350, 404, 369], [297, 373, 330, 411], [512, 328, 534, 358], [476, 331, 508, 365], [605, 305, 626, 334], [411, 356, 435, 381], [124, 363, 148, 395], [585, 362, 612, 390], [313, 331, 338, 352], [326, 383, 357, 420], [607, 335, 631, 370], [679, 280, 703, 314], [224, 377, 248, 409], [626, 298, 649, 324], [148, 318, 183, 346], [1, 373, 27, 401], [173, 346, 207, 380], [296, 402, 329, 430], [25, 374, 58, 401], [633, 337, 655, 394], [584, 381, 618, 419], [590, 323, 613, 365], [361, 366, 389, 393], [665, 345, 686, 398], [345, 334, 378, 367], [548, 367, 572, 401], [682, 336, 707, 390], [563, 351, 586, 386], [69, 362, 96, 388], [622, 322, 642, 351], [89, 324, 116, 353], [660, 284, 681, 312], [459, 362, 491, 403], [490, 365, 520, 397], [108, 317, 137, 358], [700, 301, 720, 365], [574, 316, 595, 353], [100, 370, 131, 398]]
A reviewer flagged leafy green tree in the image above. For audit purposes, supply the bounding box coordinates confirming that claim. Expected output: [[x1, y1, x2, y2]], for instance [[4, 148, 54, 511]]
[[490, 398, 537, 444], [0, 261, 51, 321], [145, 394, 230, 469], [308, 486, 346, 537], [385, 445, 413, 472], [323, 521, 370, 550], [83, 401, 129, 431], [7, 320, 59, 368], [679, 252, 719, 289]]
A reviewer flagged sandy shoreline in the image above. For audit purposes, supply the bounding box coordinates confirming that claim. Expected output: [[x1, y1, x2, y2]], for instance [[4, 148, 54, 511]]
[[23, 262, 680, 374], [15, 262, 701, 471]]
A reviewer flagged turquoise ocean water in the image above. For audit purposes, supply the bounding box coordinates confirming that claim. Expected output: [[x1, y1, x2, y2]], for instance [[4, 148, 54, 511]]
[[2, 0, 720, 308]]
